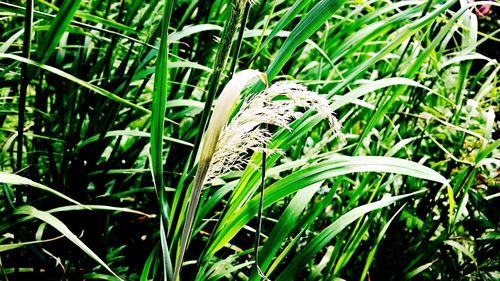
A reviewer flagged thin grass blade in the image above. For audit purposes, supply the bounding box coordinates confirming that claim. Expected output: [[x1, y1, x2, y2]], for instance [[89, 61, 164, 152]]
[[14, 206, 123, 281]]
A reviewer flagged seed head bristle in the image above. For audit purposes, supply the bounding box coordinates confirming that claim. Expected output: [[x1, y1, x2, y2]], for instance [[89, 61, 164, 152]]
[[247, 0, 260, 6]]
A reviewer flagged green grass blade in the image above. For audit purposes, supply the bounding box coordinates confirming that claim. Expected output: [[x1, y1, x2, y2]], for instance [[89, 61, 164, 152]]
[[0, 204, 154, 234], [359, 205, 405, 281], [149, 1, 175, 280], [266, 0, 346, 81], [14, 205, 123, 281], [0, 173, 85, 207], [403, 260, 435, 280], [444, 240, 477, 266], [140, 245, 158, 281], [168, 24, 222, 44], [78, 130, 192, 150], [150, 0, 174, 210], [34, 0, 82, 64], [74, 12, 137, 34], [248, 0, 311, 64], [276, 190, 426, 280], [0, 53, 170, 121], [207, 156, 448, 256], [160, 220, 174, 281], [248, 182, 321, 281], [330, 78, 437, 111], [0, 234, 63, 253]]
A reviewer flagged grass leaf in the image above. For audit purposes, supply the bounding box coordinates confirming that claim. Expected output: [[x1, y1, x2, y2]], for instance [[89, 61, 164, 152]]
[[14, 205, 123, 280]]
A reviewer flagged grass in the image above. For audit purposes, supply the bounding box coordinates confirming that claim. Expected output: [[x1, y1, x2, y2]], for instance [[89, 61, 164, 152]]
[[0, 0, 499, 280]]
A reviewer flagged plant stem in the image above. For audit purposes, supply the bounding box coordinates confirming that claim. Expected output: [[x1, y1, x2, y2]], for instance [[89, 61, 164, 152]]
[[17, 0, 33, 173], [189, 0, 247, 170], [255, 143, 270, 280], [229, 2, 251, 77]]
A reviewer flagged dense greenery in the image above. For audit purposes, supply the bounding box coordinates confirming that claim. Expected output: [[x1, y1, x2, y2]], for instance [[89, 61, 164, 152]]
[[0, 0, 498, 280]]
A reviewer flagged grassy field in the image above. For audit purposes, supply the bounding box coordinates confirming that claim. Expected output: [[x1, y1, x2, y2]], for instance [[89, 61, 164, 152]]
[[0, 0, 499, 280]]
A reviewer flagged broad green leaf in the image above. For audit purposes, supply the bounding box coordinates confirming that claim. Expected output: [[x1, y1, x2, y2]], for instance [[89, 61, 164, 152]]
[[207, 156, 448, 256]]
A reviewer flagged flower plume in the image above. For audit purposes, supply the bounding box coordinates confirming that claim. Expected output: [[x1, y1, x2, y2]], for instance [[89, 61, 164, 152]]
[[206, 82, 343, 182]]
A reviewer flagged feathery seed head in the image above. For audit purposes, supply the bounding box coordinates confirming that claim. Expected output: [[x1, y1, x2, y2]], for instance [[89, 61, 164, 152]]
[[205, 81, 343, 182], [246, 0, 260, 6]]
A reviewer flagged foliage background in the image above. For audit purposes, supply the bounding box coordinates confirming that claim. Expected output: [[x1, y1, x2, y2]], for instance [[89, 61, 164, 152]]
[[0, 0, 498, 280]]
